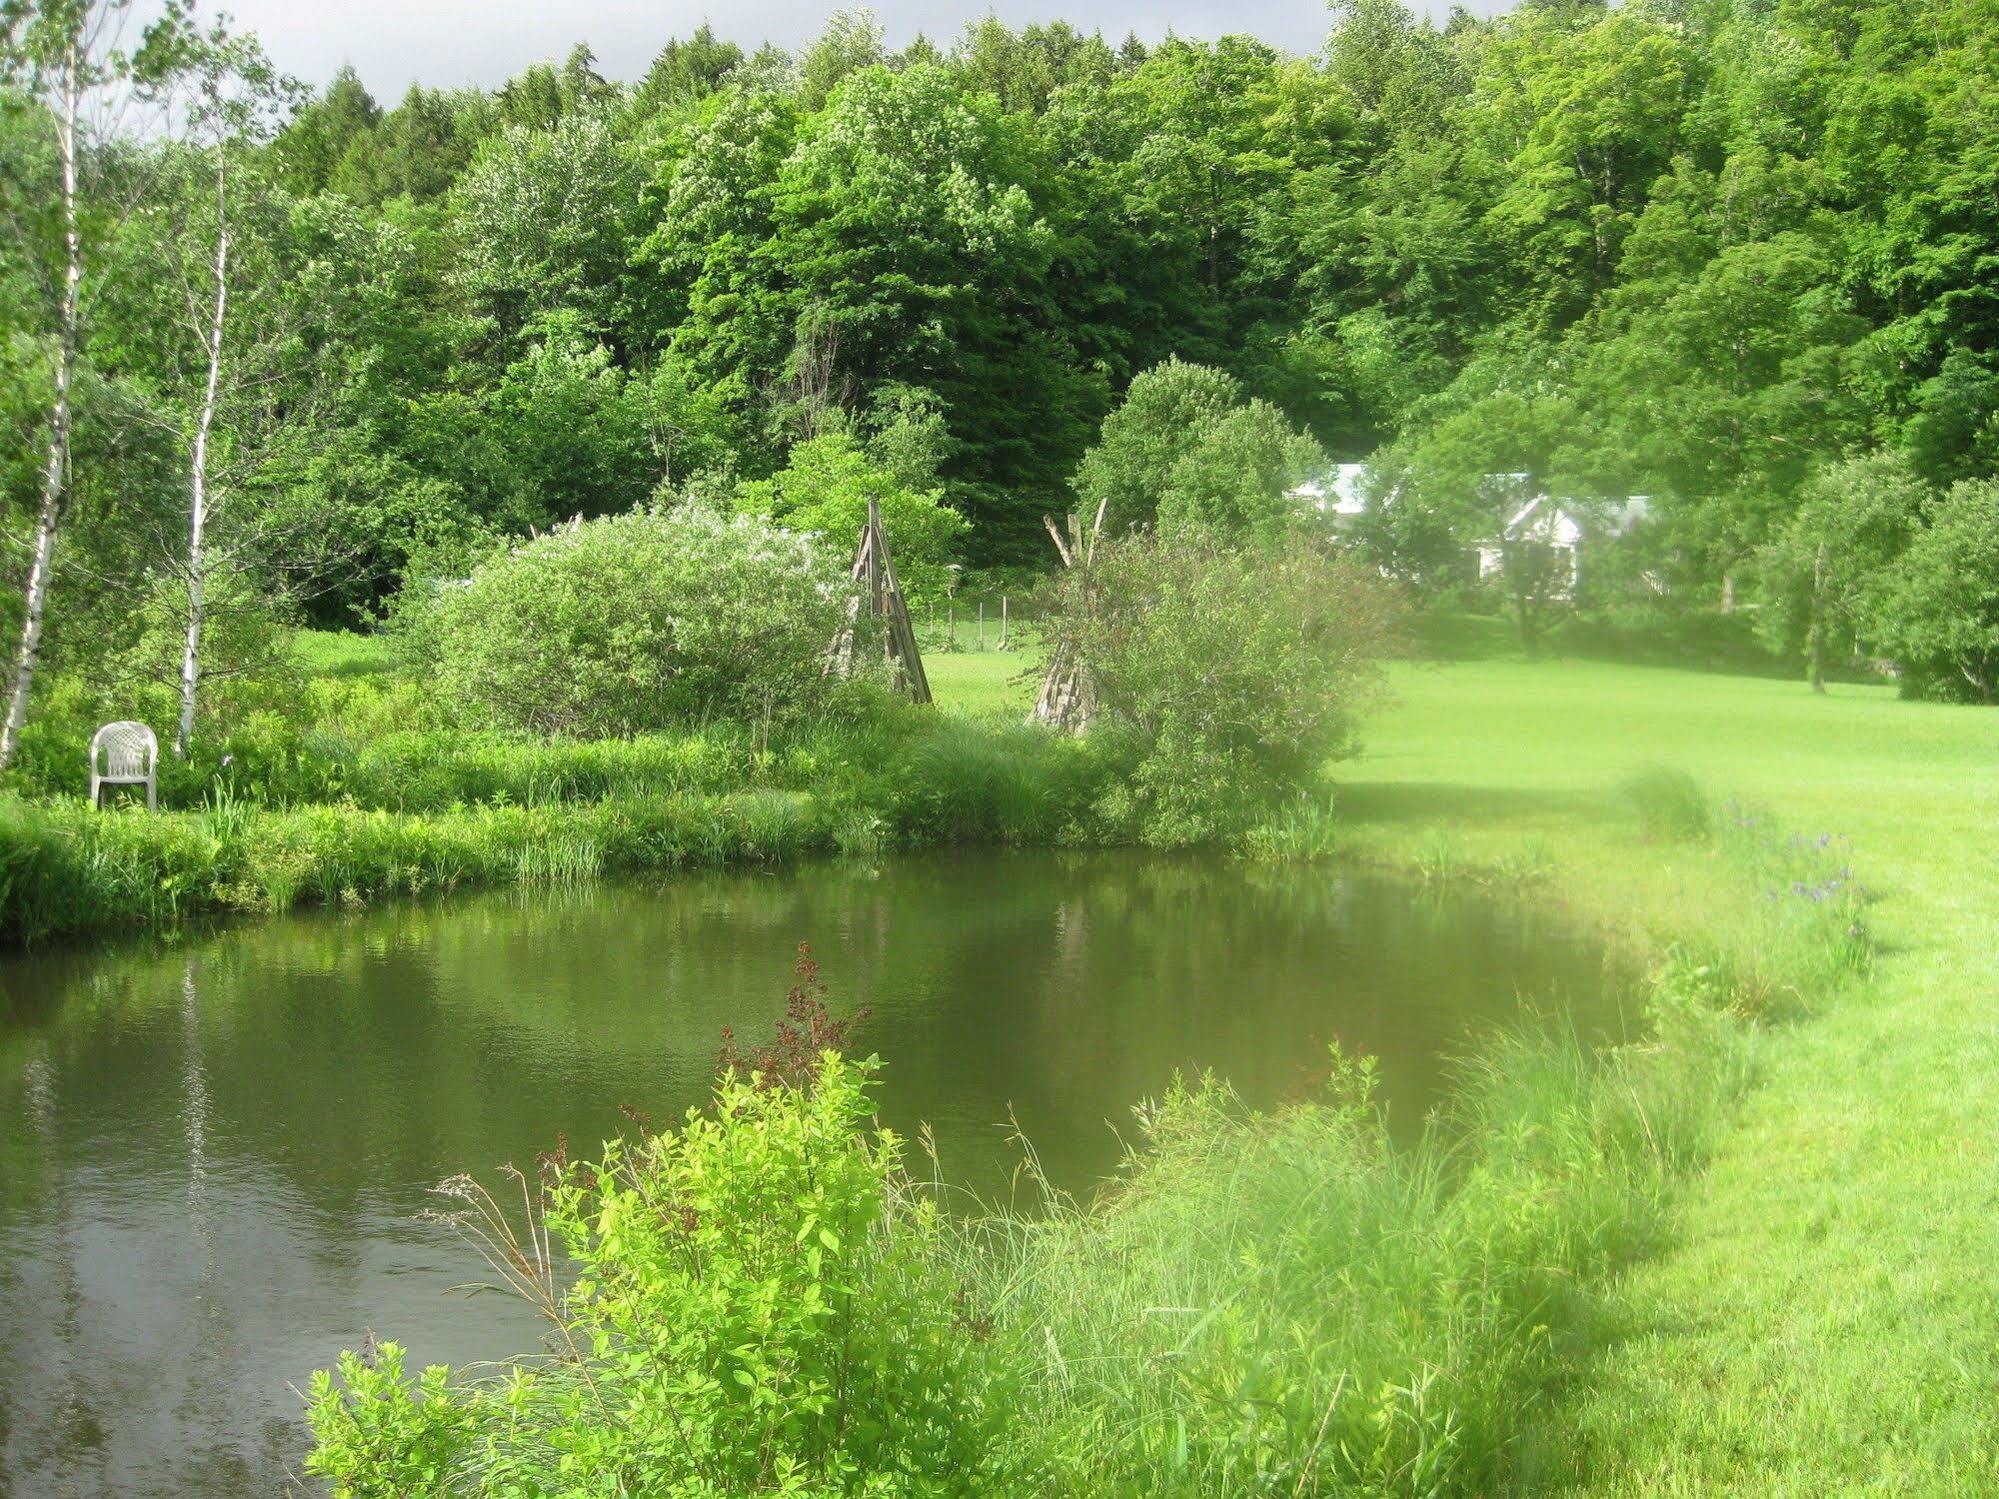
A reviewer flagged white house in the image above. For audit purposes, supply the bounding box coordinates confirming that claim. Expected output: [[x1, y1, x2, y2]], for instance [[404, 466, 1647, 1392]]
[[1476, 490, 1650, 598]]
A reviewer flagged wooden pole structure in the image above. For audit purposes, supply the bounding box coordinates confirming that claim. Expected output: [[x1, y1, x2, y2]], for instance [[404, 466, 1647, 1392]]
[[825, 496, 932, 704], [1031, 496, 1109, 732]]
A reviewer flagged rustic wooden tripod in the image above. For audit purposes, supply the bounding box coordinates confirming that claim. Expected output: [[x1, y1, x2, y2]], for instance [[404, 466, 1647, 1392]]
[[826, 496, 932, 704], [1030, 495, 1108, 732]]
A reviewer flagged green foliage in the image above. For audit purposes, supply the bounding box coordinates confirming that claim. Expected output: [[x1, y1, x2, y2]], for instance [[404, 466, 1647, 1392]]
[[1056, 532, 1400, 845], [956, 990, 1757, 1495], [0, 681, 1129, 941], [1869, 479, 1999, 703], [735, 433, 968, 599], [451, 108, 646, 343], [406, 508, 850, 737], [1623, 767, 1713, 843], [1070, 358, 1245, 533], [14, 0, 1999, 733], [1754, 453, 1925, 688], [1071, 358, 1327, 543], [1155, 398, 1326, 543], [286, 759, 1869, 1497], [307, 1051, 1015, 1495]]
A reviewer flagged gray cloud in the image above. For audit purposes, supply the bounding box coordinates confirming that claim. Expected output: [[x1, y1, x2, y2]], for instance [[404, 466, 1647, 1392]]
[[214, 0, 1362, 98]]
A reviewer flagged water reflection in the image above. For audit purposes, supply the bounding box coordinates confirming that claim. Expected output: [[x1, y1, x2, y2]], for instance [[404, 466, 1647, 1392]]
[[0, 851, 1625, 1495]]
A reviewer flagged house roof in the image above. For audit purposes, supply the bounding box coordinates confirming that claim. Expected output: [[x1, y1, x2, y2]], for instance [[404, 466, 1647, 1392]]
[[1496, 491, 1652, 547]]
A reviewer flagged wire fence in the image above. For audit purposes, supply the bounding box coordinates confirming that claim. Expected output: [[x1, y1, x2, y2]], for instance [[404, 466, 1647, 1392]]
[[912, 594, 1049, 654]]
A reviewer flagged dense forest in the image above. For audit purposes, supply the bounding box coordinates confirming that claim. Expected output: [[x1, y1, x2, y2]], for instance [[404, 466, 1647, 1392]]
[[3, 0, 1998, 739]]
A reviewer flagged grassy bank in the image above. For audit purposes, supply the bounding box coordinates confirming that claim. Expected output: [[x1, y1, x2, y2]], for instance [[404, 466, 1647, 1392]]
[[0, 705, 1115, 944], [309, 726, 1873, 1493], [948, 748, 1866, 1492], [1332, 657, 1999, 1491], [923, 647, 1995, 1488]]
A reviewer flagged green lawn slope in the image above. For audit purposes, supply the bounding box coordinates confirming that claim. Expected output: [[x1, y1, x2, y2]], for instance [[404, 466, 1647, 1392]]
[[936, 644, 1999, 1489], [1353, 658, 1999, 1492]]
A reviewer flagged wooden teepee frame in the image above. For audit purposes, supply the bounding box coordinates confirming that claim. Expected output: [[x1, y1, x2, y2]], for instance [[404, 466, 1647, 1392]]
[[1030, 495, 1107, 732], [826, 496, 932, 704]]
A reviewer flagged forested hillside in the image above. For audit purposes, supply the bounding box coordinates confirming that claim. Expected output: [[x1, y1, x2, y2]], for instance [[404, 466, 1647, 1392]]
[[3, 0, 1996, 670]]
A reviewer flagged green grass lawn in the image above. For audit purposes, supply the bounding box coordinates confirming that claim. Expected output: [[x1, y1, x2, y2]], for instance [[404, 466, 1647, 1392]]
[[930, 642, 1999, 1488], [1348, 657, 1999, 1493], [920, 632, 1043, 718]]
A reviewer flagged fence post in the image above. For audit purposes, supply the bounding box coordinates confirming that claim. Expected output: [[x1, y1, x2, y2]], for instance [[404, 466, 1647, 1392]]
[[979, 602, 986, 651]]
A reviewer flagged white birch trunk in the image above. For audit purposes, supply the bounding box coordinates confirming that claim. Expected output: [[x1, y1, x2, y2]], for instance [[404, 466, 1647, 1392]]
[[1, 47, 82, 770], [176, 162, 230, 758]]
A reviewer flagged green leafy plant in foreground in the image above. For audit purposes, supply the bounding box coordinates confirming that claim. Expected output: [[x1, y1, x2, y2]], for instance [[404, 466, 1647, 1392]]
[[306, 1017, 1013, 1495]]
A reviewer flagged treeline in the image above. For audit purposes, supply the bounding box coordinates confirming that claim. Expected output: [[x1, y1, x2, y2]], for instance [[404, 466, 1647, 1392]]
[[3, 0, 1998, 747]]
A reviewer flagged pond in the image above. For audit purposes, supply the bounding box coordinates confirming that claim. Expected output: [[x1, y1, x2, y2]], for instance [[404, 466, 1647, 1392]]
[[0, 850, 1627, 1496]]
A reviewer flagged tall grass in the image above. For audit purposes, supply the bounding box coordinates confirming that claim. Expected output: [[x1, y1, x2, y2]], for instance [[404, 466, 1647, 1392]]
[[931, 785, 1862, 1494], [0, 708, 1127, 943], [944, 986, 1755, 1495]]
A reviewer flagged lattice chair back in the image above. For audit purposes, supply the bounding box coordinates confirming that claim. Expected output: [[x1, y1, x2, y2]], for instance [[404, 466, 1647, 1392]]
[[89, 720, 159, 811]]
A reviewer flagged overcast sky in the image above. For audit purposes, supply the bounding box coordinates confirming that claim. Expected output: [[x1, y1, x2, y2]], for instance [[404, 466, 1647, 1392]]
[[203, 0, 1419, 100]]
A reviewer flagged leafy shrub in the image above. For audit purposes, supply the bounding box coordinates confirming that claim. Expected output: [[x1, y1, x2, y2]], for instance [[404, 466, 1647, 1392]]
[[306, 1049, 1015, 1496], [1752, 453, 1924, 689], [1869, 478, 1999, 702], [1051, 532, 1401, 845], [404, 507, 854, 737], [1623, 767, 1713, 842], [1072, 357, 1327, 543], [735, 433, 969, 602]]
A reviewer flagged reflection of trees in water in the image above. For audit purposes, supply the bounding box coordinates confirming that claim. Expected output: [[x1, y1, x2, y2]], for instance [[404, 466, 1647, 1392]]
[[0, 855, 1623, 1211]]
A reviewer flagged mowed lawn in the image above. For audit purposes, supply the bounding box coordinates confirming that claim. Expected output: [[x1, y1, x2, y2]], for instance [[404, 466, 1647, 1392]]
[[1351, 658, 1999, 1492], [936, 648, 1999, 1492]]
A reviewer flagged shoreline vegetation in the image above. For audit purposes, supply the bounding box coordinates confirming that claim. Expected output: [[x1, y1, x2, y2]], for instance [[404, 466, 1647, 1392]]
[[4, 0, 1995, 1486], [303, 728, 1871, 1493], [0, 705, 1114, 946], [294, 640, 1928, 1494]]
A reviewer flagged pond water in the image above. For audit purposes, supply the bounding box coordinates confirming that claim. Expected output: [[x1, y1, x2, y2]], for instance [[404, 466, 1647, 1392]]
[[0, 850, 1626, 1496]]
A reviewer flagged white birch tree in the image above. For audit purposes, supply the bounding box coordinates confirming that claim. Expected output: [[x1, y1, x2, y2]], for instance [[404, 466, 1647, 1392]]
[[154, 20, 292, 755], [0, 0, 172, 767]]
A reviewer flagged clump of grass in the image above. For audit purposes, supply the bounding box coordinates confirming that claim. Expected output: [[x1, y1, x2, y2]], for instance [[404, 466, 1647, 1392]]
[[514, 829, 603, 887], [831, 808, 889, 859], [719, 788, 819, 862], [1243, 793, 1342, 861], [1695, 802, 1871, 1016], [1623, 767, 1714, 842], [1414, 830, 1468, 887], [897, 718, 1075, 843], [950, 988, 1756, 1495]]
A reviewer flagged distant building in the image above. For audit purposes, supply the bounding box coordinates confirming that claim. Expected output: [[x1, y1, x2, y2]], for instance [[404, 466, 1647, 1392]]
[[1286, 462, 1372, 531], [1476, 491, 1650, 599]]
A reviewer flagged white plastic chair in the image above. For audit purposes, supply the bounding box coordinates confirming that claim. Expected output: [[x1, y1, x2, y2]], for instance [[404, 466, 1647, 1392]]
[[89, 721, 158, 811]]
